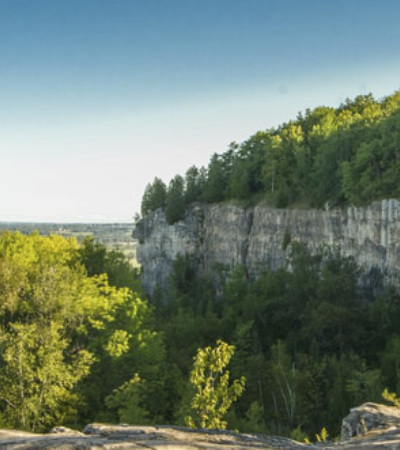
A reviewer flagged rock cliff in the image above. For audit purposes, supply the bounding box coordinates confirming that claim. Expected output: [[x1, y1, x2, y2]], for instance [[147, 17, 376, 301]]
[[133, 199, 400, 295]]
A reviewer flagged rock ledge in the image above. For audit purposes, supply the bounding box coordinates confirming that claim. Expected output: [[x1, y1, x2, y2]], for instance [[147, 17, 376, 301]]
[[4, 405, 400, 450]]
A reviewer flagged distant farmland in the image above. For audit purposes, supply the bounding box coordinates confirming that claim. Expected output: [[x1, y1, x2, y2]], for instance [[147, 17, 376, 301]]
[[0, 222, 138, 266]]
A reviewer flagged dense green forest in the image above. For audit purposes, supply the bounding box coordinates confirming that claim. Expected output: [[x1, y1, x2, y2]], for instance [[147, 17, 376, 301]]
[[0, 232, 168, 431], [0, 231, 399, 439], [155, 245, 400, 438], [141, 91, 400, 223]]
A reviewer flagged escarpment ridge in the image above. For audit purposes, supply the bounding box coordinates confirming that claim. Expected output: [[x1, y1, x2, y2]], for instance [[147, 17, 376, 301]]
[[133, 199, 400, 294]]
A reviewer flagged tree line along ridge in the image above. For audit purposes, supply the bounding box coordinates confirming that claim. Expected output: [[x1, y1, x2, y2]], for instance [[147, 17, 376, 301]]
[[141, 91, 400, 224]]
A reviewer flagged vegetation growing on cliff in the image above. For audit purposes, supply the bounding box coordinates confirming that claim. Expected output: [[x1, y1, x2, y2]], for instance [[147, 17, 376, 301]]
[[141, 91, 400, 223]]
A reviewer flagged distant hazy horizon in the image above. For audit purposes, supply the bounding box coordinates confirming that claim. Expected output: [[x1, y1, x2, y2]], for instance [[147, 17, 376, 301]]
[[1, 0, 400, 222]]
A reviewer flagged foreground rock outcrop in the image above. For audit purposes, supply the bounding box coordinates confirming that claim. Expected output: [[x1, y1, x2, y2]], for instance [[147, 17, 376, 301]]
[[5, 406, 400, 449], [133, 199, 400, 295], [0, 424, 314, 449], [342, 402, 400, 440]]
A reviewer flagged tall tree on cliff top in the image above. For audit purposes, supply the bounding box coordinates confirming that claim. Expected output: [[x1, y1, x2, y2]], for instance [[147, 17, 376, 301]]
[[166, 175, 185, 224], [141, 177, 167, 216], [184, 165, 206, 204], [203, 144, 236, 203]]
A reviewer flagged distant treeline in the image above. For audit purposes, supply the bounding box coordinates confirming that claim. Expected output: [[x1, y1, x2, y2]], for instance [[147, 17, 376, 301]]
[[141, 91, 400, 223]]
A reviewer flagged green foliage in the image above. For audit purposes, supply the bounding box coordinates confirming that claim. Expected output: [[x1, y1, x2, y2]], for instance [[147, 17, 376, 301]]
[[78, 287, 167, 424], [151, 242, 400, 437], [346, 359, 382, 406], [341, 109, 400, 204], [242, 401, 267, 433], [290, 425, 309, 443], [269, 341, 297, 431], [382, 388, 400, 408], [141, 177, 167, 216], [75, 239, 164, 420], [185, 165, 206, 204], [0, 231, 165, 431], [202, 151, 232, 203], [0, 232, 96, 430], [0, 321, 93, 431], [315, 427, 329, 442], [79, 235, 142, 292], [166, 175, 185, 224], [140, 90, 400, 216], [105, 373, 149, 424], [185, 340, 246, 429]]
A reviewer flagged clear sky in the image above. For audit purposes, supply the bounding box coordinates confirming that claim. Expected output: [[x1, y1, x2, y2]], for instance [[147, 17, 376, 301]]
[[1, 0, 400, 223]]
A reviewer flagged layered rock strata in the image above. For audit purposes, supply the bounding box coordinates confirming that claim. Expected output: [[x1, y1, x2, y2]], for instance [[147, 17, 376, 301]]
[[133, 200, 400, 295]]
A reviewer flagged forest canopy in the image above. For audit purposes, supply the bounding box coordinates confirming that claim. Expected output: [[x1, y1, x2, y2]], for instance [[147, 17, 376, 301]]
[[0, 228, 399, 439], [0, 232, 166, 431], [153, 244, 400, 438], [141, 91, 400, 223]]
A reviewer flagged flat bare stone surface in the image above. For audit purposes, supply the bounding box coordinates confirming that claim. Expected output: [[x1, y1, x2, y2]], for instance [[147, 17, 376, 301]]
[[0, 424, 316, 449], [2, 423, 400, 449]]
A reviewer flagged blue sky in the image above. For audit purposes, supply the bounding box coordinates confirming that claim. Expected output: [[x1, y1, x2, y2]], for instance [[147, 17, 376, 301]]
[[1, 0, 400, 222]]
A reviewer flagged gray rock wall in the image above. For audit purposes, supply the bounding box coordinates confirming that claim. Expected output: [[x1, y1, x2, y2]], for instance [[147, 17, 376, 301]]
[[133, 199, 400, 295]]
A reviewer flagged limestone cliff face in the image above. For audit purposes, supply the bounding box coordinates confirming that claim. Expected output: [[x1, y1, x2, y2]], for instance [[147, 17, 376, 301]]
[[133, 199, 400, 294]]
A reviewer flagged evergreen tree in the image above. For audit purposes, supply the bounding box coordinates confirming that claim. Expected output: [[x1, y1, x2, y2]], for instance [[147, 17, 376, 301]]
[[141, 177, 167, 216], [184, 165, 206, 204], [166, 175, 185, 224]]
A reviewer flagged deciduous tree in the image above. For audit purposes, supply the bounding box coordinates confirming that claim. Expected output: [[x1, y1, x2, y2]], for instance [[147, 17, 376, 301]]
[[185, 340, 246, 429]]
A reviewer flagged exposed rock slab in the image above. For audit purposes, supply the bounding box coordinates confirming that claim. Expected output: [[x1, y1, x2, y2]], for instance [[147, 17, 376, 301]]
[[4, 421, 400, 449], [133, 200, 400, 295], [0, 424, 315, 449]]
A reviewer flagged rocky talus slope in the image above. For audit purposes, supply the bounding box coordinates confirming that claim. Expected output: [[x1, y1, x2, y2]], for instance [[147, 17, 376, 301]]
[[2, 403, 400, 449], [133, 199, 400, 295]]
